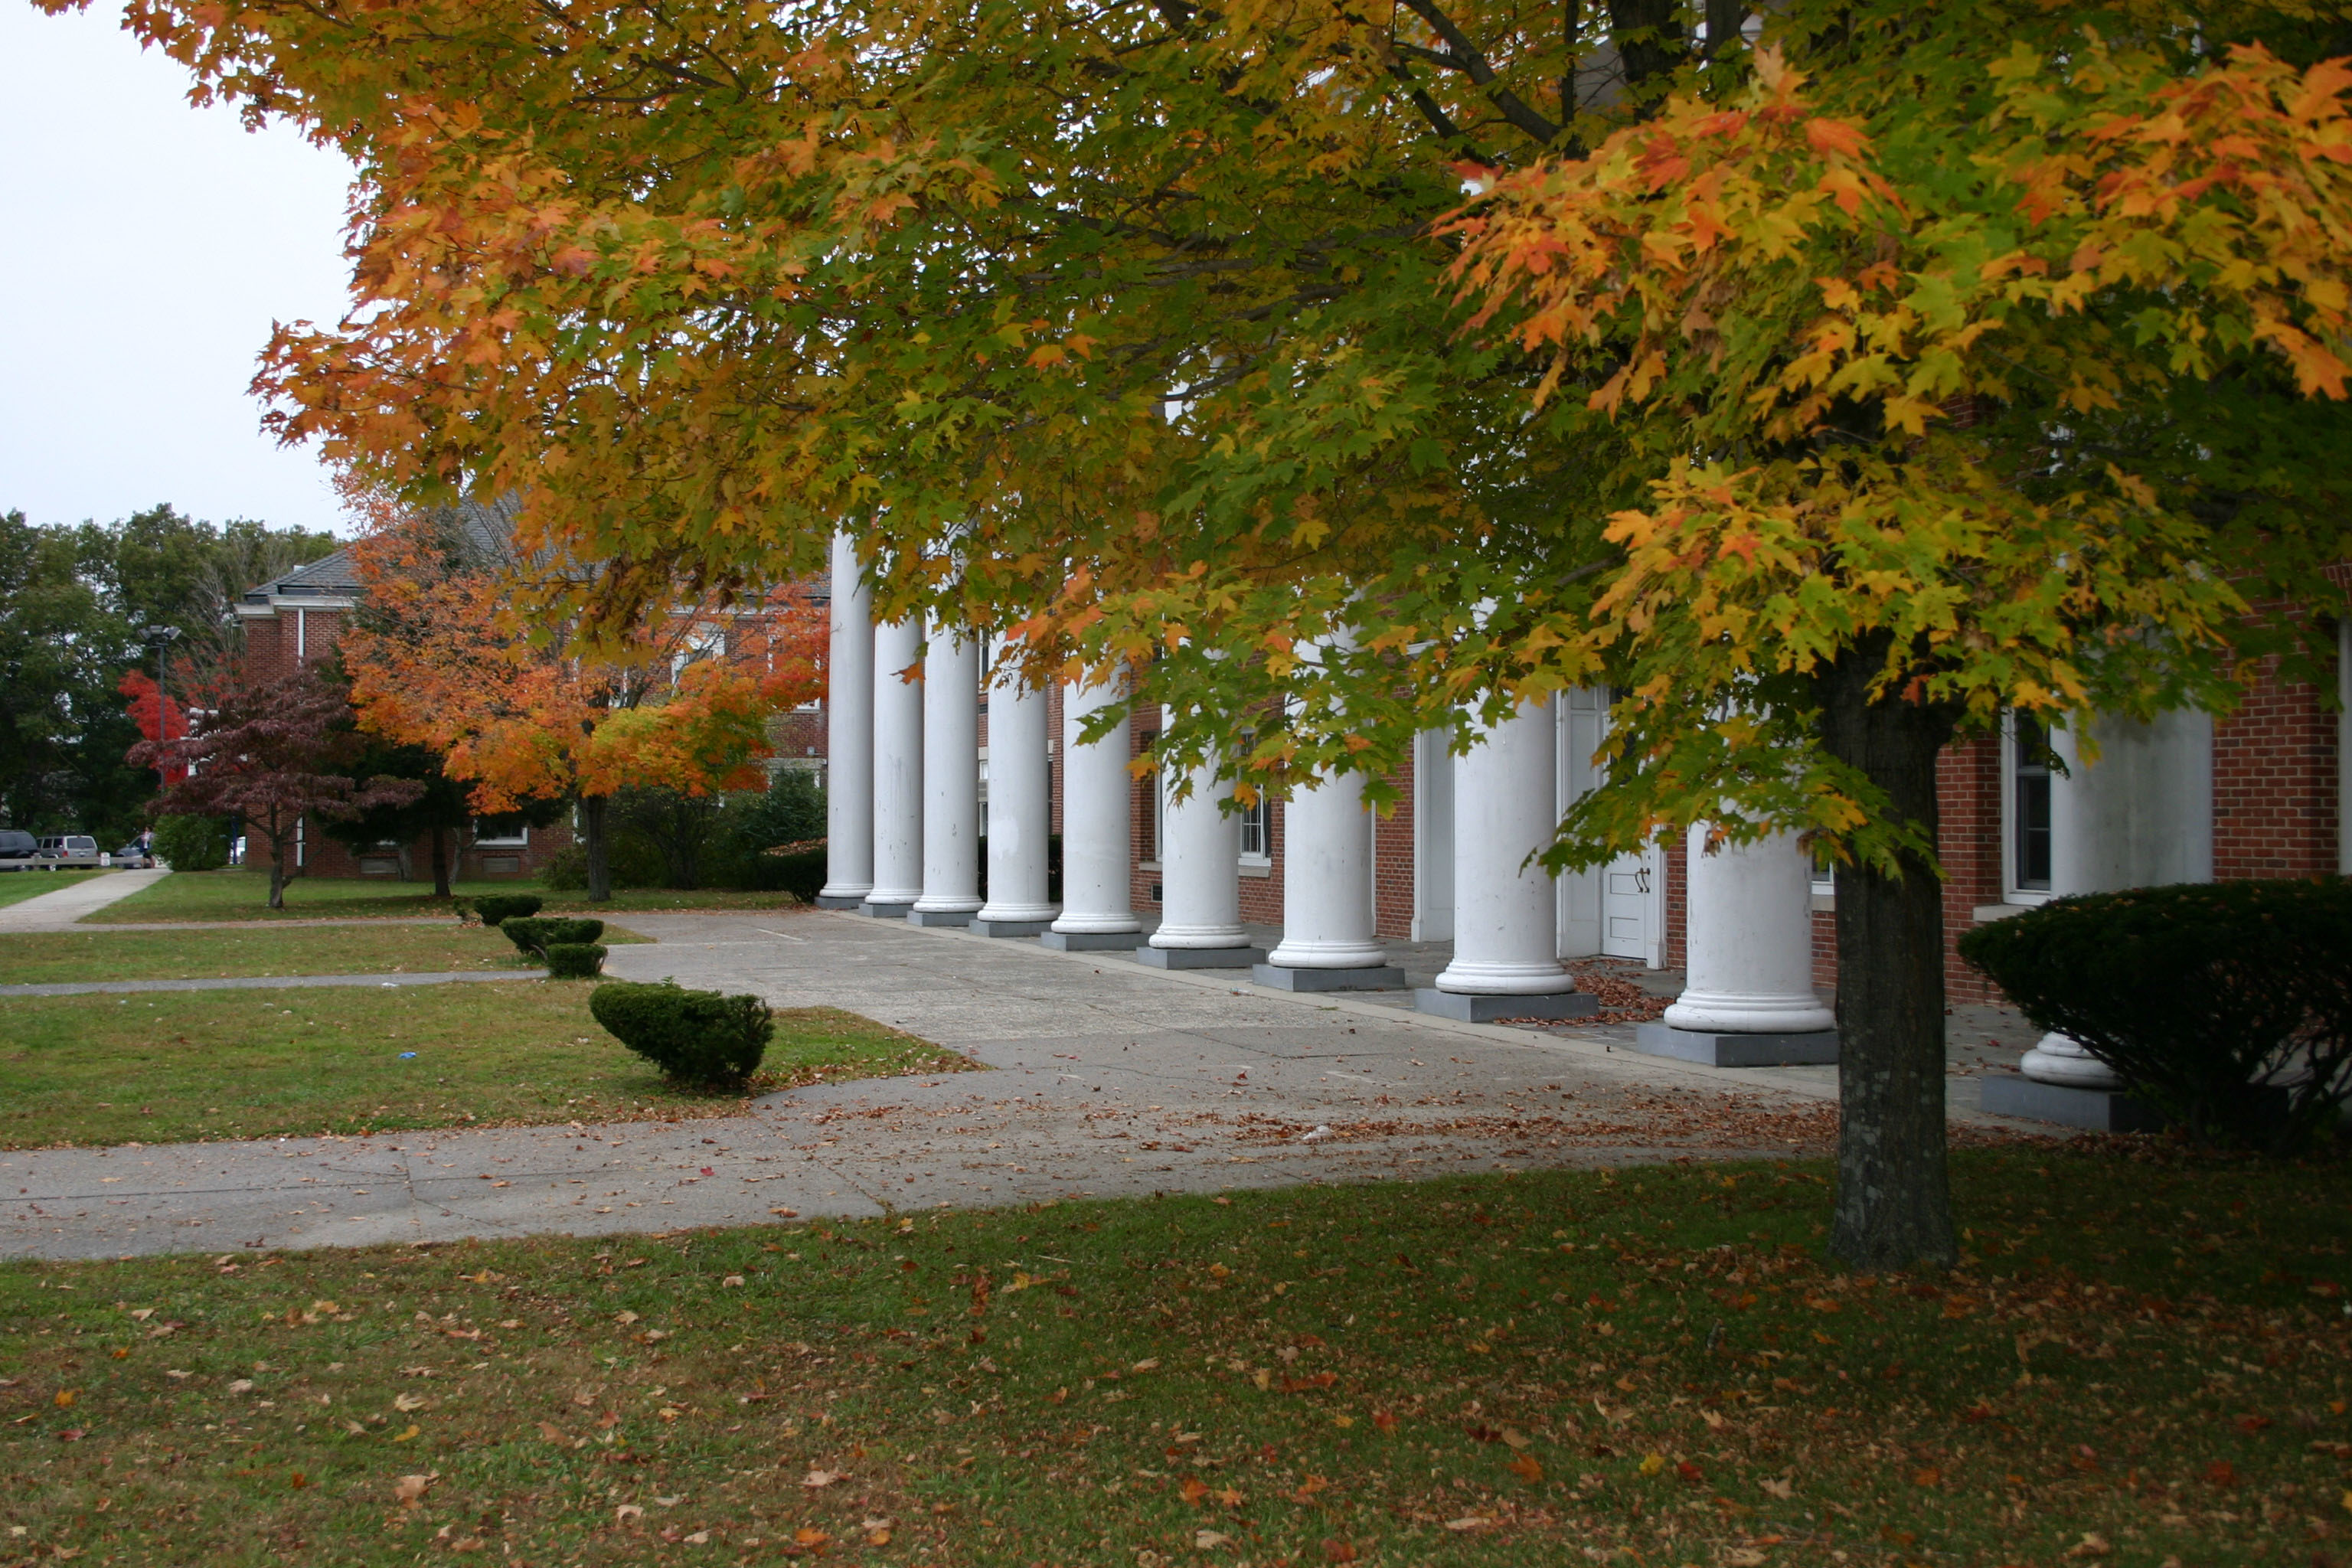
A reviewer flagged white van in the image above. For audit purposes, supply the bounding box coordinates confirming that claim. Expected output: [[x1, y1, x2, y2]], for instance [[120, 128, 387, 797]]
[[36, 835, 100, 868]]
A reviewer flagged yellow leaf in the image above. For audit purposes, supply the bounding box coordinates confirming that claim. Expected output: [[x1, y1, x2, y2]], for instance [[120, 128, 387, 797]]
[[392, 1424, 421, 1442], [54, 1390, 74, 1409], [1638, 1452, 1666, 1477]]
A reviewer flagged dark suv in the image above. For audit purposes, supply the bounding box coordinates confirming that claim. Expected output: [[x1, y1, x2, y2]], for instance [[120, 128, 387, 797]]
[[0, 830, 39, 869]]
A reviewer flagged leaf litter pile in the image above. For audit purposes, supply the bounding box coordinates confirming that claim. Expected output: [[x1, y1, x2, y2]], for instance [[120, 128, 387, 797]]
[[2, 1146, 2345, 1566]]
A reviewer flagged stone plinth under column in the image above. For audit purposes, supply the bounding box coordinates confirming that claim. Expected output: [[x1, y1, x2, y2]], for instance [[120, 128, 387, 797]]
[[1633, 1023, 1839, 1067], [1981, 1076, 2167, 1132], [906, 909, 973, 928], [1138, 945, 1265, 970], [1253, 965, 1406, 993], [1414, 989, 1597, 1023], [972, 916, 1056, 938], [814, 893, 867, 910], [857, 900, 912, 920], [1041, 929, 1148, 952]]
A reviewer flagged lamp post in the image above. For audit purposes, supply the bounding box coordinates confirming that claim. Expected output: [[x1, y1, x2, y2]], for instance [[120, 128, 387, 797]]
[[140, 625, 182, 798]]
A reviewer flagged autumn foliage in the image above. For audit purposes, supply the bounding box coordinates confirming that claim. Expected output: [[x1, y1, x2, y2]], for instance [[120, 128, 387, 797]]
[[336, 505, 824, 900]]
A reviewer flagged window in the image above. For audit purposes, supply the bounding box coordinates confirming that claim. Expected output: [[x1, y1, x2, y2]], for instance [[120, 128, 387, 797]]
[[2009, 714, 2053, 895], [1238, 788, 1271, 862], [473, 815, 531, 848]]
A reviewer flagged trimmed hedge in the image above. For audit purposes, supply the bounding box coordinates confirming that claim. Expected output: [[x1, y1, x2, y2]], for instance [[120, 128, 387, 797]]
[[469, 893, 542, 928], [589, 979, 771, 1086], [543, 942, 607, 979], [499, 916, 604, 957], [1958, 878, 2352, 1152]]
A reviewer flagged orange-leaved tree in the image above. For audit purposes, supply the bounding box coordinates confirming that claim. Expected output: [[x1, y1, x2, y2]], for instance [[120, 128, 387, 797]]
[[338, 500, 824, 901]]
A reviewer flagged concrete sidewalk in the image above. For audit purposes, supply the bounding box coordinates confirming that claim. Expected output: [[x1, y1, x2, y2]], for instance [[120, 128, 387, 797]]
[[0, 909, 2045, 1262], [0, 868, 168, 933]]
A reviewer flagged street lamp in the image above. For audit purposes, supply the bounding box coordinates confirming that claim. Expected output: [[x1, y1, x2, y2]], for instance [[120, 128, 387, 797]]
[[140, 625, 183, 797]]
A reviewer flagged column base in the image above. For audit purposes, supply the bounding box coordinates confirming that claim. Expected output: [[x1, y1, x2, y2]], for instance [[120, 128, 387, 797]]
[[906, 908, 976, 928], [1415, 989, 1597, 1023], [972, 917, 1056, 938], [1253, 964, 1407, 993], [857, 900, 913, 919], [814, 893, 868, 910], [1981, 1075, 2167, 1132], [1633, 1023, 1839, 1067], [1040, 928, 1145, 951], [1138, 946, 1265, 970]]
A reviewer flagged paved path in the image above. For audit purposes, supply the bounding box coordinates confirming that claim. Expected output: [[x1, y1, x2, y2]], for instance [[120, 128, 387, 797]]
[[0, 910, 2043, 1262], [0, 868, 168, 933], [0, 970, 537, 999]]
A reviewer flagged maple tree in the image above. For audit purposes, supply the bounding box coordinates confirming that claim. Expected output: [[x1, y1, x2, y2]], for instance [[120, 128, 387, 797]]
[[130, 663, 423, 909], [73, 0, 2352, 1263], [336, 505, 825, 901]]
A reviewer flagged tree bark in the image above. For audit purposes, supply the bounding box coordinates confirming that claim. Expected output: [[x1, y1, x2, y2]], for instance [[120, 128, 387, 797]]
[[1814, 639, 1962, 1272], [430, 823, 452, 899], [582, 793, 612, 903]]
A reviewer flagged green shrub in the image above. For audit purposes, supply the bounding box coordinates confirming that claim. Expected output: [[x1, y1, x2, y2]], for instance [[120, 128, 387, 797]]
[[537, 837, 661, 891], [543, 942, 607, 979], [469, 893, 542, 928], [499, 916, 603, 956], [1958, 879, 2352, 1152], [589, 979, 772, 1086], [149, 815, 230, 873]]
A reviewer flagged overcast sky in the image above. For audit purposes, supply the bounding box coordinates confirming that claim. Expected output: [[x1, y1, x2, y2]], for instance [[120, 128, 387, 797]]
[[2, 3, 355, 534]]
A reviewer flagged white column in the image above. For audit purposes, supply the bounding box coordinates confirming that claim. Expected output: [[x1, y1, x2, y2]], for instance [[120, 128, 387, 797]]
[[816, 533, 874, 908], [1262, 761, 1397, 988], [1661, 831, 1835, 1036], [910, 618, 982, 925], [973, 637, 1055, 934], [1429, 697, 1576, 1003], [1143, 709, 1253, 967], [1044, 672, 1142, 950], [861, 618, 924, 915]]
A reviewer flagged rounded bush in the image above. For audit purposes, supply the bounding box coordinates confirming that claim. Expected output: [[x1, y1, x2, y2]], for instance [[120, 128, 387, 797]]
[[543, 942, 607, 979], [589, 979, 771, 1087], [1958, 878, 2352, 1152], [149, 815, 230, 873], [498, 916, 603, 956], [469, 893, 542, 928]]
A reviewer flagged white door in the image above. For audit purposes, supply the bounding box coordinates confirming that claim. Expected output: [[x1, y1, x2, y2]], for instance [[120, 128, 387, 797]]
[[1557, 688, 1663, 967]]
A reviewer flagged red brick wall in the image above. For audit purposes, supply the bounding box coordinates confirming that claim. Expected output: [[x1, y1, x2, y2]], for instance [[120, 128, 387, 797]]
[[2214, 657, 2340, 880], [1373, 758, 1415, 939]]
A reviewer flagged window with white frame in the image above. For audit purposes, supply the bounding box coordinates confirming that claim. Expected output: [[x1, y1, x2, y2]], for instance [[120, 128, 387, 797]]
[[1237, 788, 1271, 862], [473, 815, 531, 848], [2004, 712, 2054, 899]]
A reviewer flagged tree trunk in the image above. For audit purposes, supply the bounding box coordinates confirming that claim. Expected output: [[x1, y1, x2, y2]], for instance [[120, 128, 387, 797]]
[[582, 794, 612, 903], [430, 823, 451, 899], [266, 831, 289, 911], [1814, 639, 1962, 1272]]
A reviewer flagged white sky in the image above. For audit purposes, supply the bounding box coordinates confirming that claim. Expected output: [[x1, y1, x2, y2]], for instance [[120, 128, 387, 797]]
[[1, 3, 356, 534]]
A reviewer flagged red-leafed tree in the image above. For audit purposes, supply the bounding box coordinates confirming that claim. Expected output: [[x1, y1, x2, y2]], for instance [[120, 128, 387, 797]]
[[117, 668, 193, 786], [130, 663, 423, 908]]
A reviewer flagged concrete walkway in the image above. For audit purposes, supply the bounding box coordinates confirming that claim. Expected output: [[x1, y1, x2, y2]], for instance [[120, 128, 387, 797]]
[[0, 970, 537, 999], [0, 867, 168, 933], [0, 909, 2045, 1262]]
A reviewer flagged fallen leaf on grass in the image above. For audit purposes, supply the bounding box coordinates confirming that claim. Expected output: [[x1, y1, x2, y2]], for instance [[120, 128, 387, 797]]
[[392, 1474, 434, 1506], [1508, 1453, 1543, 1483], [793, 1527, 831, 1547], [226, 1380, 253, 1396], [1194, 1529, 1233, 1549], [1759, 1477, 1794, 1500], [615, 1504, 644, 1523], [53, 1390, 74, 1409], [537, 1422, 569, 1443], [1320, 1541, 1358, 1563], [393, 1393, 428, 1413], [1443, 1516, 1494, 1532], [1724, 1551, 1768, 1567], [2066, 1534, 2112, 1559], [391, 1424, 420, 1442], [802, 1469, 845, 1488], [1638, 1453, 1665, 1477], [1371, 1411, 1398, 1434], [1181, 1478, 1210, 1504]]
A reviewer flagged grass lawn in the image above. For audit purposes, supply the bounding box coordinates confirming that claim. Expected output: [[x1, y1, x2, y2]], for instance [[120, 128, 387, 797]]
[[85, 869, 806, 923], [0, 922, 651, 985], [0, 986, 972, 1148], [1, 1149, 2343, 1566], [0, 868, 111, 910]]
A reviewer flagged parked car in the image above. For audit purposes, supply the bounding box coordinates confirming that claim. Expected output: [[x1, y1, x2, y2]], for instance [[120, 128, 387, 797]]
[[36, 835, 101, 868], [0, 830, 38, 871], [113, 842, 158, 869]]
